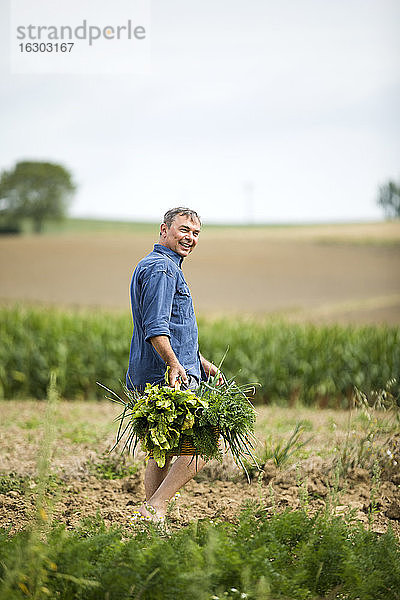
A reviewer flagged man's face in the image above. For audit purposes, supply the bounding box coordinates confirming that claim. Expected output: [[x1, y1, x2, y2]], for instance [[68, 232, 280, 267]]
[[160, 214, 201, 257]]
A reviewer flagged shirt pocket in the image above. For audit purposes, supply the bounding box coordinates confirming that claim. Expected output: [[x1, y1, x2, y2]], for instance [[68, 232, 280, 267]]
[[172, 282, 194, 321]]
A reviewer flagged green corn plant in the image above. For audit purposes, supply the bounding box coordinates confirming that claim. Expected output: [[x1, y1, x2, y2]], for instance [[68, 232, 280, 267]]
[[1, 305, 399, 406]]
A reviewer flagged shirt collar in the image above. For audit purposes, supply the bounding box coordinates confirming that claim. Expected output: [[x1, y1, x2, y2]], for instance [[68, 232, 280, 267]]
[[153, 243, 183, 267]]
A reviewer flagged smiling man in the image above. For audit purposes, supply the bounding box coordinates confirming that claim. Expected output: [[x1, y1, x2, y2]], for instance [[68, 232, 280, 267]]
[[127, 207, 217, 391], [126, 207, 219, 522]]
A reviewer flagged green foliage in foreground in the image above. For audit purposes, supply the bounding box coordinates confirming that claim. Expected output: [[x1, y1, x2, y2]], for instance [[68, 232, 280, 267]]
[[0, 506, 399, 600], [0, 305, 399, 405]]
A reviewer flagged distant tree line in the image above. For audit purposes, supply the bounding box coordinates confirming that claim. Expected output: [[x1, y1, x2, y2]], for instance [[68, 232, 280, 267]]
[[0, 160, 75, 234], [0, 159, 398, 234]]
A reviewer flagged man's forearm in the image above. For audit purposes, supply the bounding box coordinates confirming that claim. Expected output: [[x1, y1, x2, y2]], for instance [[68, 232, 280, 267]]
[[150, 335, 188, 385], [150, 335, 179, 367], [200, 353, 224, 383], [199, 353, 215, 375]]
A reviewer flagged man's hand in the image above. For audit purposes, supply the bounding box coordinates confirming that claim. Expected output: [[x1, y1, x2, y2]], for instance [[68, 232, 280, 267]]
[[200, 354, 224, 385], [149, 335, 188, 387], [168, 362, 188, 388]]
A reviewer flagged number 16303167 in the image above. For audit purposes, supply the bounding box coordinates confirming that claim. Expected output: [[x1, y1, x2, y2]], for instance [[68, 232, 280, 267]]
[[18, 42, 74, 52]]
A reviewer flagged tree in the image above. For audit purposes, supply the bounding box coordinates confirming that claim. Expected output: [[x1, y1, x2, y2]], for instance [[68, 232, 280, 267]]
[[0, 161, 76, 233], [377, 179, 400, 219]]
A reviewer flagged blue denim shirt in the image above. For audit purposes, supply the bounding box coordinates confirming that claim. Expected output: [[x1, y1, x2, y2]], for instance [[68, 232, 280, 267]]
[[126, 244, 202, 389]]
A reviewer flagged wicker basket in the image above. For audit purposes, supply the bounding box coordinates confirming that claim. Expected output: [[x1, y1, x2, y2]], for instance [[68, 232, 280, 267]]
[[169, 426, 220, 456], [146, 427, 220, 458]]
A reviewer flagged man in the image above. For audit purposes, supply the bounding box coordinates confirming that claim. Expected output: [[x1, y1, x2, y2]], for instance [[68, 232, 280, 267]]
[[126, 207, 220, 522]]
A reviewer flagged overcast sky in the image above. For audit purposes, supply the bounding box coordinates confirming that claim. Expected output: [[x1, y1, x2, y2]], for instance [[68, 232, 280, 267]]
[[1, 0, 399, 224]]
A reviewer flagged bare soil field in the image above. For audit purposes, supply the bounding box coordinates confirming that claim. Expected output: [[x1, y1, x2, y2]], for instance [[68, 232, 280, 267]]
[[1, 400, 399, 539], [1, 222, 400, 324]]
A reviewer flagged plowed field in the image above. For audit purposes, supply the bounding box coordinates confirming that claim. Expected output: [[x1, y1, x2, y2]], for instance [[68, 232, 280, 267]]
[[1, 400, 399, 539], [1, 221, 400, 324]]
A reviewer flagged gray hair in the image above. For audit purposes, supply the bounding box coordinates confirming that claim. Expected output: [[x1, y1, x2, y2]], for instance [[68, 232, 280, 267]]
[[163, 207, 201, 228]]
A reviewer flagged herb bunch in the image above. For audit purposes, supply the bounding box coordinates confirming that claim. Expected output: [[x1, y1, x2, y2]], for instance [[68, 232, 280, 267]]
[[195, 375, 258, 474]]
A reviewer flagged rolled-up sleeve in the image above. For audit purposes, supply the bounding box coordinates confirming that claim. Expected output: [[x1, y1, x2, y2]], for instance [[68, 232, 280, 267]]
[[140, 267, 176, 342]]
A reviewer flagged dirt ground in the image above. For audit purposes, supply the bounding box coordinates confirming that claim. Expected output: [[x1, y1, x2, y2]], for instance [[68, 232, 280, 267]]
[[1, 222, 400, 324], [1, 400, 399, 538]]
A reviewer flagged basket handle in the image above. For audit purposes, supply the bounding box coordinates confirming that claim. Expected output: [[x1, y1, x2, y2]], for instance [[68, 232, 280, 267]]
[[174, 378, 181, 391]]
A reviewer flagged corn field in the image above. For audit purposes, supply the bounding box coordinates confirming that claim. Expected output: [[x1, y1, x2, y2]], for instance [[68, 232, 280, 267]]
[[0, 305, 399, 405]]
